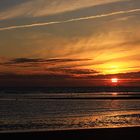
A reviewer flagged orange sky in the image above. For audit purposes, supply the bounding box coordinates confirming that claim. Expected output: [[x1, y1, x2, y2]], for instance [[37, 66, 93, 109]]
[[0, 0, 140, 87]]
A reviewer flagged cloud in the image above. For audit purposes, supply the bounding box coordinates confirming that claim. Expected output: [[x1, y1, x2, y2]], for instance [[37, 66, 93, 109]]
[[0, 72, 74, 80], [0, 67, 98, 79], [48, 68, 99, 75], [1, 70, 140, 80], [5, 58, 92, 65], [0, 8, 139, 31], [7, 58, 44, 64], [0, 57, 97, 78], [0, 0, 123, 20]]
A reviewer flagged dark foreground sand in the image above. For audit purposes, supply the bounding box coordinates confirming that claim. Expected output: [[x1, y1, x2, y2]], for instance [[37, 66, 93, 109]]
[[0, 127, 140, 140]]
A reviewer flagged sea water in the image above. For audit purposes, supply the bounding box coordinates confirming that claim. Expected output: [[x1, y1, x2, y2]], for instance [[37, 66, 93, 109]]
[[0, 90, 140, 132]]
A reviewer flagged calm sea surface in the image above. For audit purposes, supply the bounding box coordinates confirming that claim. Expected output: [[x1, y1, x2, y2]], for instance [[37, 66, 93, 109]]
[[0, 91, 140, 132]]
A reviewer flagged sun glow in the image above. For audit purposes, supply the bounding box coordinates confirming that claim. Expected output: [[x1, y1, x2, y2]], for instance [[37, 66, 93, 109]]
[[94, 63, 125, 75], [111, 78, 118, 83]]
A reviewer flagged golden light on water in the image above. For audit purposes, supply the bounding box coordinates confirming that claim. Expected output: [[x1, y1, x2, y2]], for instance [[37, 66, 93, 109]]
[[112, 92, 118, 96]]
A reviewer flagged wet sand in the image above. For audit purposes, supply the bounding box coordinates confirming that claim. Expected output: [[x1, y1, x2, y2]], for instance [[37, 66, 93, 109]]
[[1, 127, 140, 140]]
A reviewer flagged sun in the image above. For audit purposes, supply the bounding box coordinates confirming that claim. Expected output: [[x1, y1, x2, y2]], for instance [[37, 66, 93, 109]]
[[111, 78, 118, 83]]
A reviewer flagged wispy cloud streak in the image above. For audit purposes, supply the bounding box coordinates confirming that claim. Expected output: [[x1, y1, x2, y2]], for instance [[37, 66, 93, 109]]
[[0, 8, 140, 31], [5, 58, 92, 64], [0, 0, 123, 20]]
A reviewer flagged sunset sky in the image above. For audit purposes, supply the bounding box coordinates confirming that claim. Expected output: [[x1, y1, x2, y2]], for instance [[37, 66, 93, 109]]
[[0, 0, 140, 87]]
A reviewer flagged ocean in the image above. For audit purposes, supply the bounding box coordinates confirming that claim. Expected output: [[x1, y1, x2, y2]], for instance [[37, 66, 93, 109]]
[[0, 87, 140, 132]]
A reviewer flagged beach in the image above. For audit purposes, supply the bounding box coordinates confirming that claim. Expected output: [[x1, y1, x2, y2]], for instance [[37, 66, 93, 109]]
[[1, 127, 140, 140]]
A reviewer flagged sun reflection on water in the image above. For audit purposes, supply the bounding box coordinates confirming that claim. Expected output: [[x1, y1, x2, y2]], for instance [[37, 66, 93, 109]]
[[112, 92, 118, 96]]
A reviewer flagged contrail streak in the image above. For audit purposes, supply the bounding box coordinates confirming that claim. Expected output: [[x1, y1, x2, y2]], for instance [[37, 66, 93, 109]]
[[0, 8, 140, 31]]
